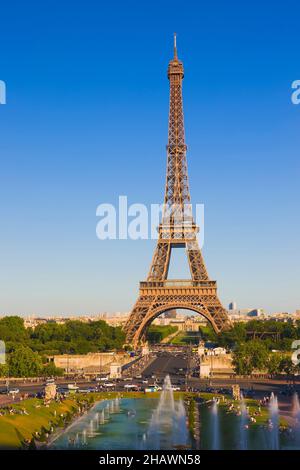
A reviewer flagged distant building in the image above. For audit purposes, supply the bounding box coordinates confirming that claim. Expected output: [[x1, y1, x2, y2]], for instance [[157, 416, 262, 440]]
[[164, 309, 177, 319], [227, 307, 265, 321], [110, 362, 122, 379], [228, 301, 237, 311], [247, 308, 264, 317]]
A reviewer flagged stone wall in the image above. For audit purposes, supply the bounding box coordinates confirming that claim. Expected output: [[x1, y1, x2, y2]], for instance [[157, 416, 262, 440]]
[[200, 353, 234, 377], [51, 352, 129, 373]]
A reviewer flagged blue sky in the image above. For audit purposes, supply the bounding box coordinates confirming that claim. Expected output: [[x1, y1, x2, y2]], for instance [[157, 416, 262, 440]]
[[0, 0, 299, 316]]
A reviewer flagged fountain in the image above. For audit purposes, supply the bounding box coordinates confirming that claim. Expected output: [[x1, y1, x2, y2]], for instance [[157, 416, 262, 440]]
[[292, 392, 300, 422], [89, 418, 95, 437], [105, 403, 110, 419], [110, 400, 115, 413], [51, 383, 300, 450], [269, 392, 279, 450], [100, 409, 105, 424], [239, 394, 248, 450], [81, 429, 87, 446], [146, 375, 188, 449], [176, 399, 188, 444], [114, 397, 120, 413], [211, 399, 220, 450], [292, 393, 300, 445]]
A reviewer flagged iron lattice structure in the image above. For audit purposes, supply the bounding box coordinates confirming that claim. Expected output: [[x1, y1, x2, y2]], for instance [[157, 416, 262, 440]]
[[124, 35, 231, 348]]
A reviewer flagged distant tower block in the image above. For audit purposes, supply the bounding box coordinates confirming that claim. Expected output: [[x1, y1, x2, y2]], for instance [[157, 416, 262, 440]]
[[228, 301, 237, 311], [124, 35, 231, 349]]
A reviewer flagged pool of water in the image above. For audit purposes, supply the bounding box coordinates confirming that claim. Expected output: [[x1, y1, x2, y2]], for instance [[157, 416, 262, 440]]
[[51, 397, 190, 450], [198, 399, 300, 450], [51, 394, 300, 450]]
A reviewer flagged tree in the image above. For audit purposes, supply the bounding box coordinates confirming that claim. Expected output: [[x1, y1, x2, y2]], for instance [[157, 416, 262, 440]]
[[31, 322, 66, 343], [279, 357, 295, 376], [146, 325, 178, 344], [217, 323, 247, 349], [41, 362, 64, 377], [8, 345, 42, 377], [267, 353, 282, 377], [0, 316, 28, 343], [29, 319, 126, 353], [0, 363, 9, 378], [232, 340, 269, 375]]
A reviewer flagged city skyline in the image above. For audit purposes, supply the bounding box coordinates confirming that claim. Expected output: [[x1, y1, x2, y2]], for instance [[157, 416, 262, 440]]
[[0, 1, 299, 316]]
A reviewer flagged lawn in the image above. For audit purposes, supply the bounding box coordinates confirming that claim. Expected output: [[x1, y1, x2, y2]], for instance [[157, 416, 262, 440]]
[[0, 397, 81, 449], [170, 331, 202, 345]]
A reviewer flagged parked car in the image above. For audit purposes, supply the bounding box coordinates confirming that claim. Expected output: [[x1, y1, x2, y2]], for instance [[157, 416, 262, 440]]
[[124, 384, 139, 390]]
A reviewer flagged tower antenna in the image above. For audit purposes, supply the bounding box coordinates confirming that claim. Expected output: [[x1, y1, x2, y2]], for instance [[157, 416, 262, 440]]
[[174, 32, 178, 59]]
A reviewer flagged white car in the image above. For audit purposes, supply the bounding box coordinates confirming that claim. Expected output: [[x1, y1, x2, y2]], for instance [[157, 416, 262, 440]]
[[172, 386, 181, 391], [103, 383, 115, 388], [142, 380, 148, 384], [46, 378, 55, 384], [8, 388, 19, 394]]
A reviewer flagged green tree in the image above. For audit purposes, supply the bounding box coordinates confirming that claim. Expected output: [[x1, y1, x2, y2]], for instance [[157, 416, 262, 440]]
[[219, 323, 247, 348], [266, 353, 282, 377], [28, 319, 125, 353], [279, 357, 295, 376], [146, 325, 178, 344], [232, 340, 269, 375], [41, 362, 64, 377], [8, 345, 42, 377], [0, 363, 9, 377], [0, 316, 28, 344]]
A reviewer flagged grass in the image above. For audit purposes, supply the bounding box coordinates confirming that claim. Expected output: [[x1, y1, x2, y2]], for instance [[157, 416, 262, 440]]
[[0, 397, 80, 449], [170, 331, 202, 345]]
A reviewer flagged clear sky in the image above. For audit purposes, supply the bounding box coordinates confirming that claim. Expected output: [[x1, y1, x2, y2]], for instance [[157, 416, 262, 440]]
[[0, 1, 299, 316]]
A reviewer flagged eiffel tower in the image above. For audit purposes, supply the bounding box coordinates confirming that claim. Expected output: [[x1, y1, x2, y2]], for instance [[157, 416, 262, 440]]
[[124, 35, 231, 348]]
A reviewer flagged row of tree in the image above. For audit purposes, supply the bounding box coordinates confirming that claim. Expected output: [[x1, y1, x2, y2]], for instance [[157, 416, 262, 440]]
[[198, 320, 300, 376], [232, 340, 299, 376], [146, 325, 178, 343], [0, 316, 126, 378], [200, 319, 300, 351], [0, 316, 125, 356], [0, 345, 63, 378]]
